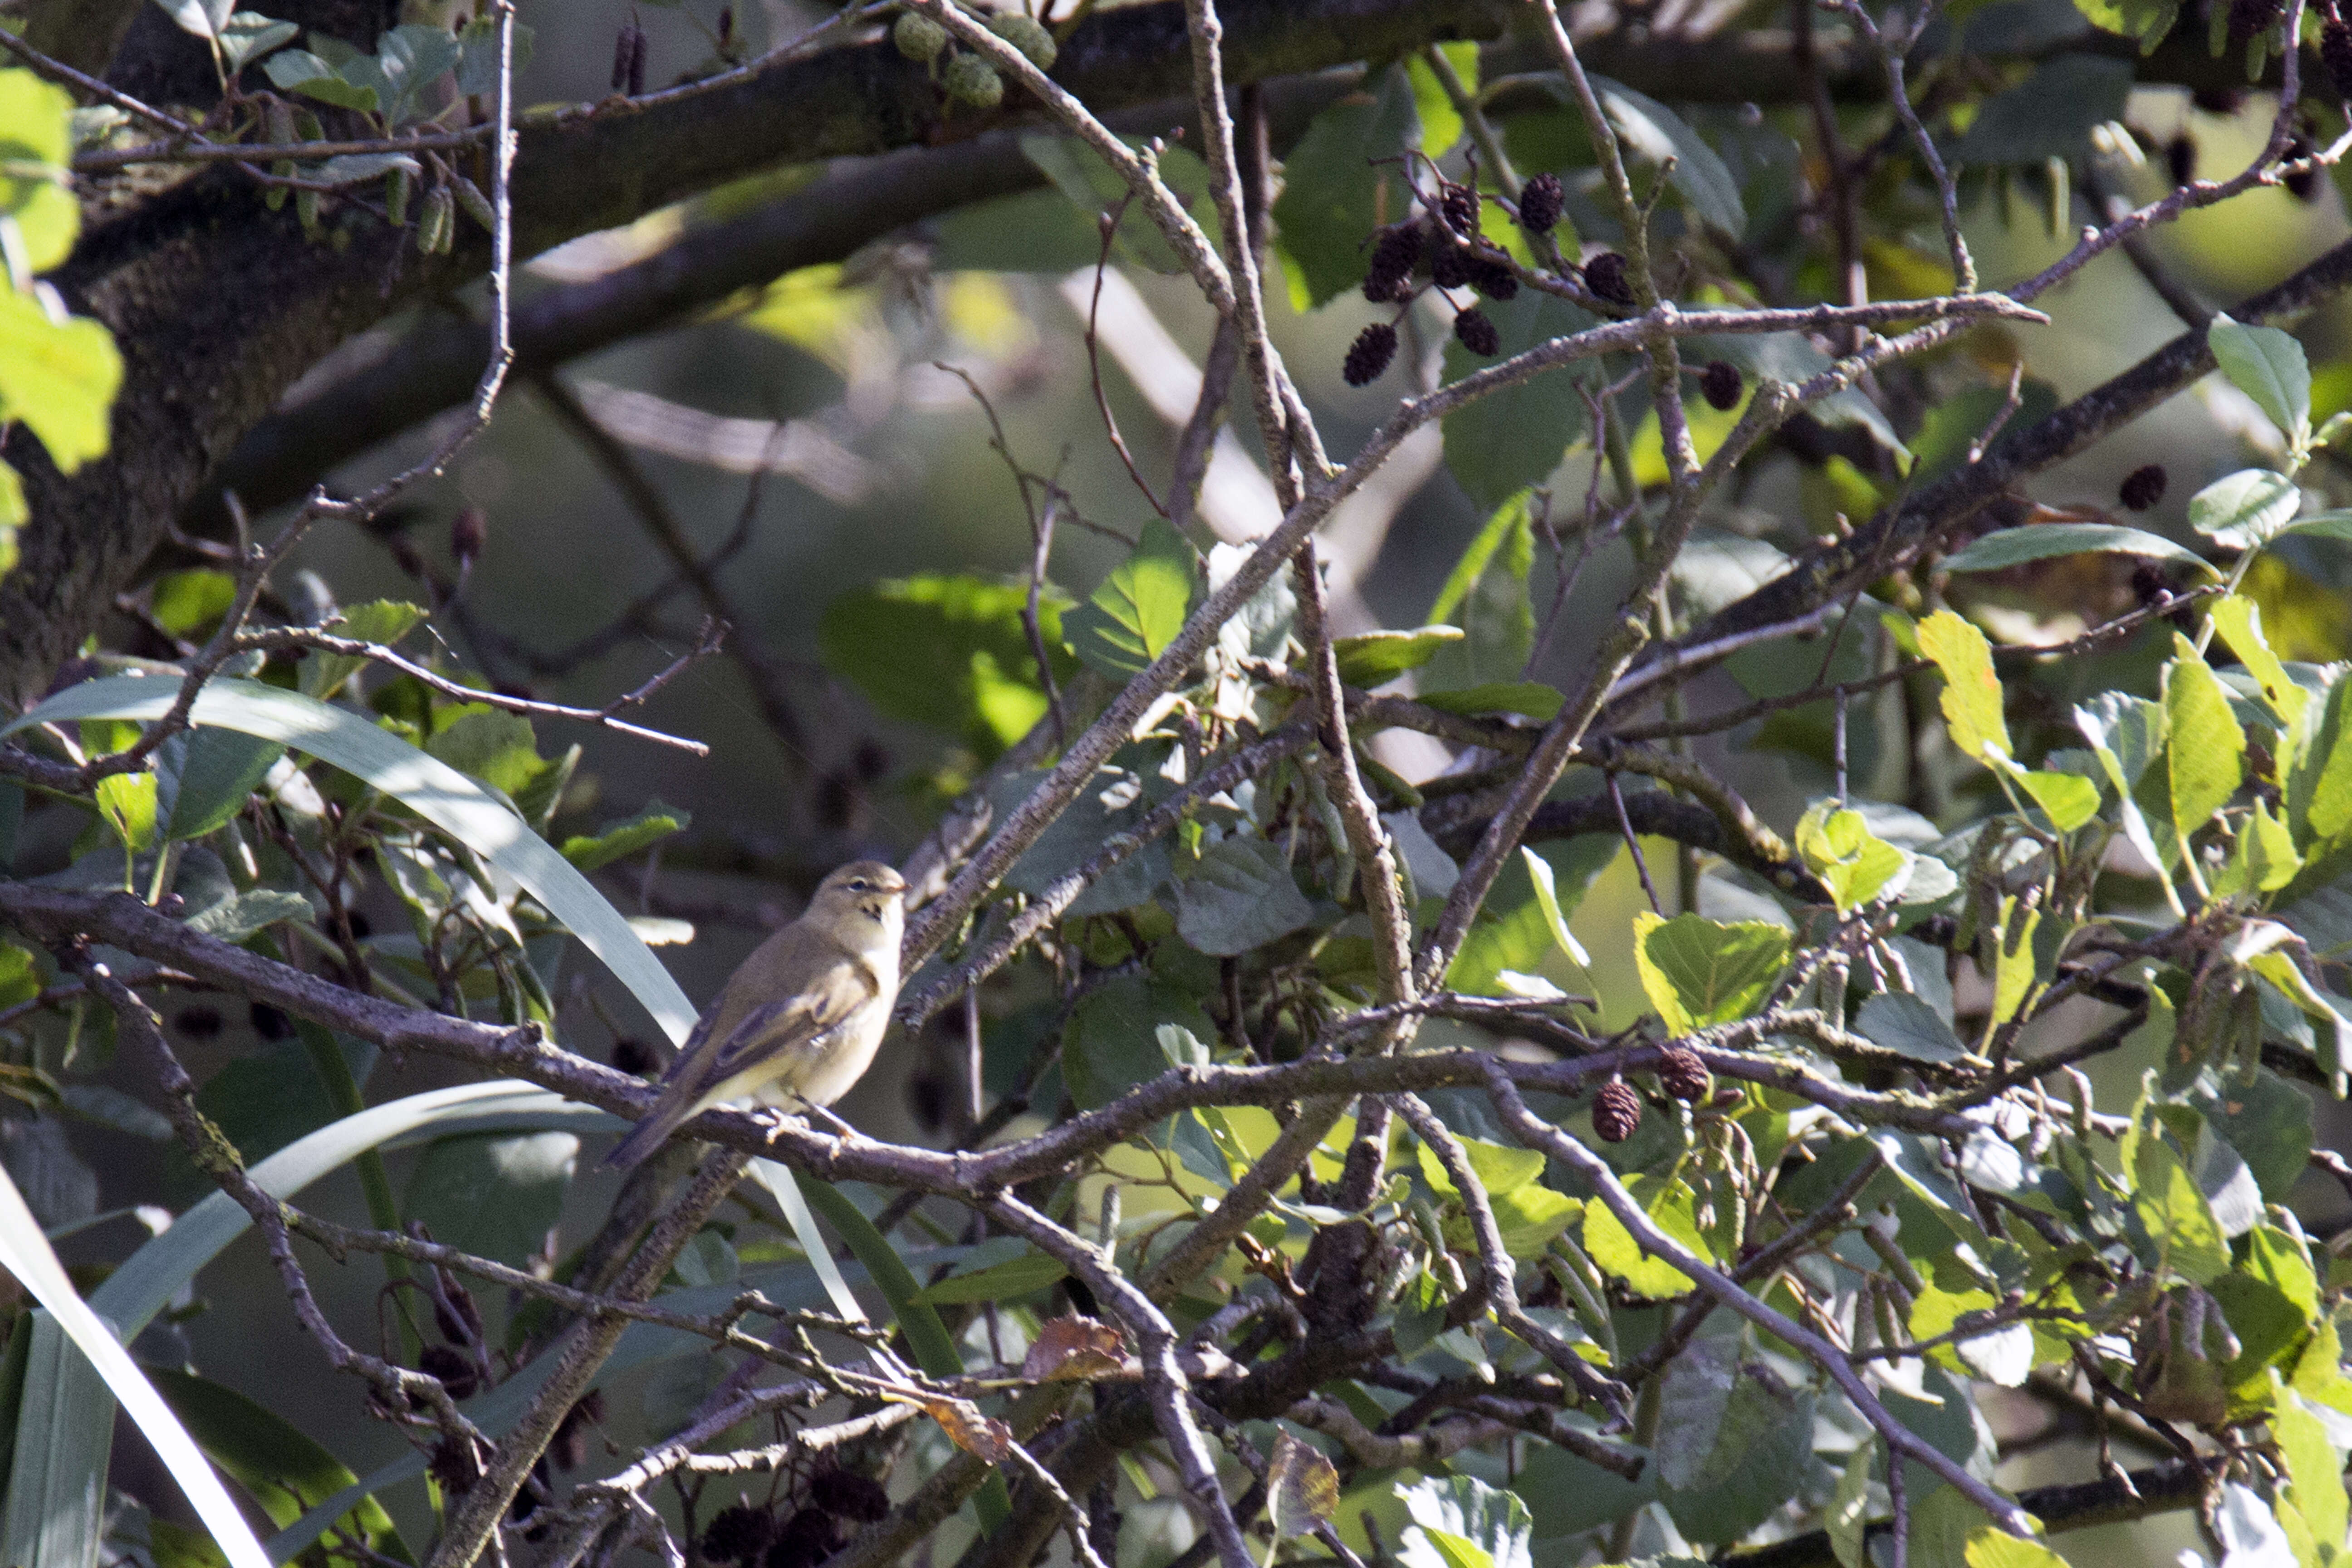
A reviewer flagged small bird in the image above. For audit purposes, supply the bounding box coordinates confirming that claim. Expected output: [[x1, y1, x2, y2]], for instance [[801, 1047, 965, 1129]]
[[603, 860, 908, 1171]]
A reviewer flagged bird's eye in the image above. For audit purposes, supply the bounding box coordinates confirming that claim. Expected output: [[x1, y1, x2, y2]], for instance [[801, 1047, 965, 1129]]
[[846, 878, 870, 893]]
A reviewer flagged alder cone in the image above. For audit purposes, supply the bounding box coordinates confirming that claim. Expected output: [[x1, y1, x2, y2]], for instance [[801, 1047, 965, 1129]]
[[704, 1506, 776, 1564], [1584, 251, 1635, 306], [1699, 359, 1742, 412], [1519, 171, 1564, 233], [1593, 1079, 1642, 1142], [1343, 322, 1399, 386], [1440, 182, 1480, 240], [2325, 19, 2352, 100], [1454, 306, 1500, 357], [2118, 463, 2167, 511], [1657, 1048, 1710, 1102]]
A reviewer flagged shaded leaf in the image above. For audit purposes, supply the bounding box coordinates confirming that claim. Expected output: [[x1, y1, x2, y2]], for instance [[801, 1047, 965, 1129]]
[[1020, 1315, 1131, 1382], [1941, 523, 2209, 574], [1333, 626, 1464, 687], [2189, 469, 2301, 551], [2208, 314, 2311, 448], [915, 1248, 1068, 1305], [1268, 67, 1419, 307], [1174, 835, 1314, 956], [1592, 77, 1745, 236], [559, 801, 688, 872]]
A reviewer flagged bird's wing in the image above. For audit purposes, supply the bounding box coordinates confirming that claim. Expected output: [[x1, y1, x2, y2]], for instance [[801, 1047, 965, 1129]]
[[700, 945, 879, 1086]]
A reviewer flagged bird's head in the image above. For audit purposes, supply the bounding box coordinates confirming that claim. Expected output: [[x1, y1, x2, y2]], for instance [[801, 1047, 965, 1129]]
[[811, 860, 908, 944]]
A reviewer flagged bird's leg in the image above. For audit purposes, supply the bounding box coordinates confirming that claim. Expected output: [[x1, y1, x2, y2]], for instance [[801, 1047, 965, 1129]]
[[802, 1102, 858, 1140]]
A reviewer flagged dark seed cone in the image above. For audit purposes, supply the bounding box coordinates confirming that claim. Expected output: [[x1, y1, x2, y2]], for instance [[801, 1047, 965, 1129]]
[[627, 24, 647, 96], [717, 5, 733, 48], [428, 1436, 480, 1494], [1343, 322, 1399, 386], [432, 1274, 484, 1346], [2192, 86, 2246, 115], [705, 1506, 777, 1564], [451, 505, 487, 568], [1593, 1079, 1642, 1142], [1470, 256, 1519, 300], [417, 1342, 479, 1401], [1519, 171, 1564, 233], [809, 1469, 892, 1524], [611, 1035, 658, 1075], [1363, 223, 1423, 303], [1439, 182, 1480, 240], [2324, 19, 2352, 99], [175, 1004, 223, 1038], [2228, 0, 2282, 42], [2285, 128, 2320, 200], [2166, 132, 2196, 189], [2119, 463, 2168, 511], [611, 22, 640, 90], [1583, 250, 1635, 307], [1430, 242, 1472, 291], [1453, 306, 1500, 356], [1657, 1048, 1710, 1102], [764, 1510, 845, 1568], [1699, 359, 1742, 412]]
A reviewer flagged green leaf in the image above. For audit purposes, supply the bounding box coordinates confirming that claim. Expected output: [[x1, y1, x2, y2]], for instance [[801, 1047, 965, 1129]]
[[1398, 1475, 1533, 1568], [153, 0, 233, 36], [95, 771, 158, 855], [1654, 1338, 1748, 1491], [2208, 314, 2312, 450], [2195, 1073, 2313, 1204], [1445, 836, 1613, 997], [2189, 468, 2301, 551], [1415, 1134, 1545, 1200], [218, 13, 299, 73], [1829, 1446, 1874, 1568], [6, 677, 701, 1044], [183, 889, 312, 944], [1940, 523, 2210, 574], [1174, 835, 1315, 956], [364, 24, 464, 126], [1796, 801, 1911, 912], [1953, 53, 2133, 165], [2275, 1393, 2347, 1556], [559, 801, 688, 872], [157, 727, 285, 843], [1632, 912, 1790, 1032], [1414, 682, 1563, 720], [0, 1166, 272, 1568], [403, 1132, 576, 1269], [2286, 671, 2352, 851], [1065, 517, 1199, 680], [149, 570, 238, 638], [1521, 845, 1592, 965], [1268, 66, 1419, 308], [1061, 975, 1214, 1112], [452, 14, 534, 96], [2165, 641, 2245, 833], [2272, 509, 2352, 544], [0, 73, 78, 275], [260, 49, 379, 110], [991, 765, 1169, 916], [0, 289, 121, 474], [2133, 1133, 2230, 1284], [1583, 1176, 1710, 1298], [146, 1368, 406, 1557], [1425, 491, 1537, 687], [912, 1247, 1068, 1304], [0, 944, 37, 1011], [1020, 135, 1221, 277], [1592, 77, 1745, 237], [299, 599, 427, 700], [1332, 625, 1465, 687], [2001, 760, 2102, 833], [2071, 0, 2178, 50], [1918, 608, 2011, 764], [1437, 294, 1595, 511], [819, 574, 1072, 755], [2212, 797, 2301, 897], [1911, 1284, 2034, 1386], [1963, 1533, 2070, 1568], [1857, 991, 1967, 1063]]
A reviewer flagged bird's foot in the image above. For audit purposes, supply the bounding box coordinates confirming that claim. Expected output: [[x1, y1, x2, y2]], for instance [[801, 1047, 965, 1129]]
[[803, 1101, 858, 1141]]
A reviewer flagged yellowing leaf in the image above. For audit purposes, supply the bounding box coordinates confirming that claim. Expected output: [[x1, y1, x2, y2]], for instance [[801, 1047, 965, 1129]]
[[0, 289, 122, 473], [2165, 639, 2245, 834], [2209, 595, 2308, 724], [95, 771, 158, 855], [1522, 845, 1591, 965], [1918, 609, 2010, 764], [2212, 798, 2301, 897], [1963, 1529, 2070, 1568], [739, 262, 877, 374], [2133, 1134, 2229, 1285], [1266, 1429, 1340, 1539], [1795, 801, 1910, 913], [1581, 1178, 1710, 1298]]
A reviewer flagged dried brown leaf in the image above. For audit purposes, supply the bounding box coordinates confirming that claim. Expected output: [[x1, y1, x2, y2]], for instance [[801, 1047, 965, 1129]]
[[1022, 1313, 1133, 1382], [926, 1397, 1014, 1463], [1265, 1430, 1338, 1539]]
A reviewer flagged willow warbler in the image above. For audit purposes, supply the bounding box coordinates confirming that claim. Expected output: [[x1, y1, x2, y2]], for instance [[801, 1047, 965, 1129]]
[[603, 860, 907, 1171]]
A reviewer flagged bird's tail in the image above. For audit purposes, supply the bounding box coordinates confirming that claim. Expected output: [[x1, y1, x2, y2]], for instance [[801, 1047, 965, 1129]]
[[603, 1096, 696, 1172]]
